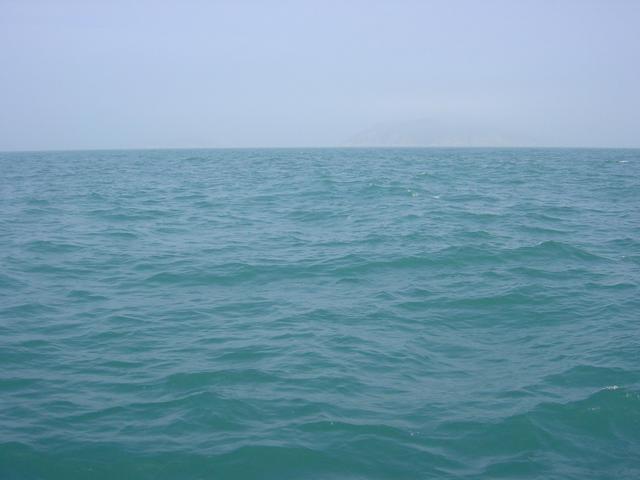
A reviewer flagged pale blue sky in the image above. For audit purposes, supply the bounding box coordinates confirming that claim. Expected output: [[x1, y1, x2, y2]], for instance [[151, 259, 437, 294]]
[[1, 0, 638, 150]]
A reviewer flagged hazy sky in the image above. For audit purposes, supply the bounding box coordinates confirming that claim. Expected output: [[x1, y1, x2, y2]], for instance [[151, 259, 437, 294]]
[[1, 0, 639, 150]]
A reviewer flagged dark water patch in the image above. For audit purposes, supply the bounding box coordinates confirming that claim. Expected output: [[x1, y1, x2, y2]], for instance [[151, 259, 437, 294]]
[[24, 240, 83, 254]]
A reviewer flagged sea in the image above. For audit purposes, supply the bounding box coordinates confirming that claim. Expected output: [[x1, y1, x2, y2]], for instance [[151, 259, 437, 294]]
[[1, 148, 639, 479]]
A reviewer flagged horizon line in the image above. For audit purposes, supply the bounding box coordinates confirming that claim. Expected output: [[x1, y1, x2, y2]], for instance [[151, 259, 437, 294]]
[[1, 144, 640, 154]]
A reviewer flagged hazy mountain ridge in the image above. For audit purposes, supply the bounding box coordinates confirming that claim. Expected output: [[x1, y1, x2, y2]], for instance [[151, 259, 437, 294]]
[[345, 118, 539, 147]]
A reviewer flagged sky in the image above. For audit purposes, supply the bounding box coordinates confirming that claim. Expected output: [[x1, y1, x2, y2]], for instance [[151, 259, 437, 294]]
[[0, 0, 639, 150]]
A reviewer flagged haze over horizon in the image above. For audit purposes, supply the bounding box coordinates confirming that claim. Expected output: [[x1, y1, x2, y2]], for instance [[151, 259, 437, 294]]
[[1, 0, 639, 151]]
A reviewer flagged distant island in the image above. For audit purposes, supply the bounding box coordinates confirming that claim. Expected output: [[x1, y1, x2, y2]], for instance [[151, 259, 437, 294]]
[[345, 117, 539, 148]]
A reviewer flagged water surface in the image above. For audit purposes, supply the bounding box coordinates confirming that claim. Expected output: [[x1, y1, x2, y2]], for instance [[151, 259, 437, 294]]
[[1, 148, 639, 479]]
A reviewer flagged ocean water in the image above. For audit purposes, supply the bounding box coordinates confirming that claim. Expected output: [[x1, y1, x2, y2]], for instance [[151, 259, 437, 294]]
[[1, 147, 639, 479]]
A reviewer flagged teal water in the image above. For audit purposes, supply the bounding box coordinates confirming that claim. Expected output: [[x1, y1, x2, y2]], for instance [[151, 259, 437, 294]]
[[1, 148, 639, 479]]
